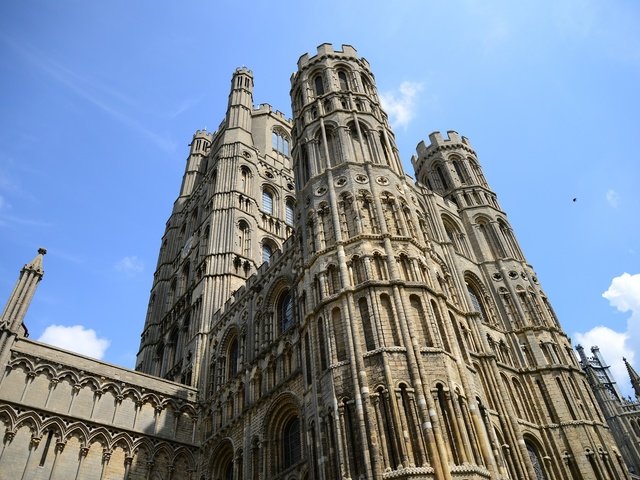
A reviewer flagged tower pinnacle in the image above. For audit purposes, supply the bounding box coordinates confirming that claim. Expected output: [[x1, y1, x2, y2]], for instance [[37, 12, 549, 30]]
[[0, 248, 46, 331], [624, 357, 640, 399], [0, 248, 46, 367]]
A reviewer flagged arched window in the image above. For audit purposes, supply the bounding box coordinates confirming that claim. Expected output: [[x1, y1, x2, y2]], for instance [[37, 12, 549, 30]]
[[272, 129, 290, 156], [442, 216, 470, 257], [285, 198, 295, 226], [240, 166, 250, 193], [525, 441, 548, 480], [227, 337, 239, 380], [283, 416, 301, 468], [477, 217, 506, 258], [381, 294, 401, 346], [361, 74, 372, 94], [351, 256, 366, 284], [327, 265, 341, 295], [340, 193, 358, 238], [262, 188, 274, 215], [410, 295, 433, 347], [211, 169, 218, 193], [348, 121, 373, 164], [468, 158, 488, 187], [466, 282, 489, 323], [238, 220, 250, 256], [358, 191, 378, 234], [167, 327, 179, 369], [262, 242, 273, 264], [498, 219, 522, 259], [338, 70, 349, 91], [278, 290, 294, 332], [436, 165, 450, 190], [321, 126, 341, 167], [211, 441, 235, 480], [452, 158, 470, 184], [167, 277, 177, 308], [332, 307, 346, 361], [155, 342, 165, 376], [372, 252, 386, 280], [317, 317, 328, 370], [359, 297, 376, 351], [180, 261, 190, 295], [314, 74, 325, 96], [431, 300, 450, 352], [319, 202, 335, 247]]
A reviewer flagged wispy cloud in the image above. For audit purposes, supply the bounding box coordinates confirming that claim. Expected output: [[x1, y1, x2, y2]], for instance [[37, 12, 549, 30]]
[[0, 34, 176, 153], [0, 186, 51, 228], [380, 81, 424, 129], [606, 189, 620, 208], [576, 272, 640, 396], [551, 0, 597, 39], [169, 95, 204, 119], [115, 256, 144, 275], [0, 166, 33, 199], [38, 324, 110, 360], [0, 214, 52, 228]]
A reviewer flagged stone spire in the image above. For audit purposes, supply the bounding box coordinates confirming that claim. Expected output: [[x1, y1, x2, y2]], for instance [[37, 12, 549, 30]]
[[624, 357, 640, 399], [0, 248, 46, 332], [0, 248, 46, 367]]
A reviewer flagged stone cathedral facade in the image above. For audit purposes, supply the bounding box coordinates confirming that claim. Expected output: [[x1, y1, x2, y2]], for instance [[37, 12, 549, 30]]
[[0, 44, 634, 479]]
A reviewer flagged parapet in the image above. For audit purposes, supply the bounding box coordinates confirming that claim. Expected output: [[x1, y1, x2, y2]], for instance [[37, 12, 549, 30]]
[[192, 129, 213, 140], [295, 43, 367, 72], [254, 103, 290, 122], [416, 130, 473, 157], [234, 66, 253, 76], [412, 131, 475, 173]]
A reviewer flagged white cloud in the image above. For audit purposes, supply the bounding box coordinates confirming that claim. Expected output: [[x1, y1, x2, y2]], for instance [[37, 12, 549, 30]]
[[576, 272, 640, 396], [380, 81, 423, 129], [606, 189, 620, 208], [603, 272, 640, 313], [115, 256, 144, 275], [38, 325, 110, 360]]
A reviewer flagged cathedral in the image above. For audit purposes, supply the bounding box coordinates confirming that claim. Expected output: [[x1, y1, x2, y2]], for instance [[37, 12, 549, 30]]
[[0, 43, 637, 479], [577, 346, 640, 477]]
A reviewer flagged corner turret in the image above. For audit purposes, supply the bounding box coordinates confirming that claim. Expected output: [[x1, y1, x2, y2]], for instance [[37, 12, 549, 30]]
[[179, 129, 213, 197], [226, 67, 254, 132]]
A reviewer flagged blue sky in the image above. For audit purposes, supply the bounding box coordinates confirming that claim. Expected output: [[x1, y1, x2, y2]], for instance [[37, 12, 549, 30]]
[[1, 1, 638, 395]]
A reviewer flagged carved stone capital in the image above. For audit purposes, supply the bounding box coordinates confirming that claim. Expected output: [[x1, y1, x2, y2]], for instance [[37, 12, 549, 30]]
[[102, 449, 112, 463], [3, 430, 15, 444]]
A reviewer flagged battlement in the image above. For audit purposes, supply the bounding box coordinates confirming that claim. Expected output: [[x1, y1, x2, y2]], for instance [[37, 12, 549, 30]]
[[415, 130, 472, 157], [254, 103, 291, 122], [192, 129, 213, 140], [294, 43, 368, 73], [234, 66, 253, 76], [412, 131, 475, 173]]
